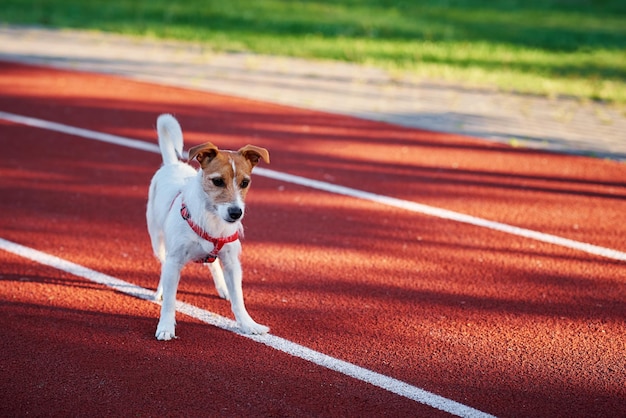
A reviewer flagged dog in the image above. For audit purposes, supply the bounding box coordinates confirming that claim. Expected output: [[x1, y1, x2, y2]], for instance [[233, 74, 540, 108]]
[[146, 114, 270, 340]]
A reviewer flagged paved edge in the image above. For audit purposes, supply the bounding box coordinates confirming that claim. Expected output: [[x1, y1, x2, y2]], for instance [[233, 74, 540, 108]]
[[0, 25, 624, 162]]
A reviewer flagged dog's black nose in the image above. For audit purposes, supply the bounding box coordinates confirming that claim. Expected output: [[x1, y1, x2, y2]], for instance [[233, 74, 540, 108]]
[[228, 206, 243, 221]]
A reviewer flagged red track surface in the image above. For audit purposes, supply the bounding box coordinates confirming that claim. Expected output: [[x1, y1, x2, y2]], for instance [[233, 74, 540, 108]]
[[1, 62, 625, 417]]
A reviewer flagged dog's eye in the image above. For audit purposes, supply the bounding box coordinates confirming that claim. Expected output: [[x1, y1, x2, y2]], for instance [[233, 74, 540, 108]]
[[240, 179, 250, 189], [211, 178, 226, 187]]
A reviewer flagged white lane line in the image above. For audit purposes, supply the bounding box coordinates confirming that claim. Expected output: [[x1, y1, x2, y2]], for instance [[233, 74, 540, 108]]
[[256, 168, 626, 261], [0, 110, 161, 154], [0, 237, 496, 418], [2, 110, 625, 262]]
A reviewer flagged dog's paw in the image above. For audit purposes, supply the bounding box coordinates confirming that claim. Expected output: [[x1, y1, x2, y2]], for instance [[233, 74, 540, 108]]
[[238, 320, 269, 335], [155, 330, 177, 341], [155, 320, 176, 341]]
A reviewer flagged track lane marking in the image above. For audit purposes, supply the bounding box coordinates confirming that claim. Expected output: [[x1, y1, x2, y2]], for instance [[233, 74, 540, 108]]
[[1, 110, 625, 262], [255, 168, 626, 261], [0, 237, 495, 418]]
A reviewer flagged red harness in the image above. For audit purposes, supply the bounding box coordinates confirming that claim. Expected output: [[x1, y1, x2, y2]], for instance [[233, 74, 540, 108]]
[[178, 199, 239, 263]]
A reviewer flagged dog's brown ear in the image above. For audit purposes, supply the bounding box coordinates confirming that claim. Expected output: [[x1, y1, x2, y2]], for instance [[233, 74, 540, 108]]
[[188, 142, 219, 167], [239, 145, 270, 167]]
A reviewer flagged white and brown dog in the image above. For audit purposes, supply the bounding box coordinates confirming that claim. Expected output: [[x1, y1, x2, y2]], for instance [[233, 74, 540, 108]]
[[146, 114, 270, 340]]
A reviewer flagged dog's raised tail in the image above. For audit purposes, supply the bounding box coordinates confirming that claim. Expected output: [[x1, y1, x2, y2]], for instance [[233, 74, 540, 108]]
[[156, 114, 184, 165]]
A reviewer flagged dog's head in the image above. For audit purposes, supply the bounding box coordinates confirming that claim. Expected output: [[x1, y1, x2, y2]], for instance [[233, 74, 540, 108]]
[[188, 142, 270, 223]]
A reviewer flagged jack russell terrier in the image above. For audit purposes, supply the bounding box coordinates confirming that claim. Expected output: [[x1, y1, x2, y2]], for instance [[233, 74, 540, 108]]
[[146, 114, 270, 340]]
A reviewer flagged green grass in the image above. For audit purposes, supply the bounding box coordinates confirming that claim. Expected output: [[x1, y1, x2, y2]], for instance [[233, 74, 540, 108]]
[[2, 0, 625, 103]]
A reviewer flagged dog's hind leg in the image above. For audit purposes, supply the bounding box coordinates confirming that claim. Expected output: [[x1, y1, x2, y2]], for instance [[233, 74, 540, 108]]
[[154, 277, 164, 301], [155, 257, 183, 340], [220, 244, 269, 335], [207, 261, 230, 301], [150, 233, 166, 301]]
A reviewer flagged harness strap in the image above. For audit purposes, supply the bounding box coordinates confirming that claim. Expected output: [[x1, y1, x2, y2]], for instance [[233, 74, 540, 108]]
[[168, 191, 181, 213], [180, 201, 239, 263]]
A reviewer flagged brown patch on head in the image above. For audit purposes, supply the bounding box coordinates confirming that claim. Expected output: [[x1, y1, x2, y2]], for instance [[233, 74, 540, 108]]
[[199, 151, 240, 206], [190, 143, 269, 211]]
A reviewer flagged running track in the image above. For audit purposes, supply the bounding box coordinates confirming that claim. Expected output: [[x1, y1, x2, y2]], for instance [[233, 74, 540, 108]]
[[1, 62, 625, 417]]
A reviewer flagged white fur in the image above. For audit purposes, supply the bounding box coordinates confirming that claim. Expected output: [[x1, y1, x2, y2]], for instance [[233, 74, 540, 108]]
[[147, 114, 269, 340]]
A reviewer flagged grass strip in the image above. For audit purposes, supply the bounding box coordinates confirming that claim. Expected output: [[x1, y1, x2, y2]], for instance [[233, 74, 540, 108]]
[[1, 0, 625, 103]]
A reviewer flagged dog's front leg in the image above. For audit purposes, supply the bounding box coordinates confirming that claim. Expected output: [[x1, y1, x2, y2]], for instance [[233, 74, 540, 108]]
[[220, 245, 269, 335], [155, 257, 183, 340]]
